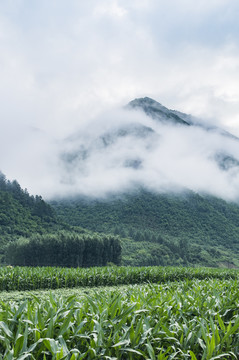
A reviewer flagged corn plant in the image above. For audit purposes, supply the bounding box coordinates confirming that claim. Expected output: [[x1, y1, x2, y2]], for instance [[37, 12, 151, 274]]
[[0, 266, 238, 291], [0, 278, 239, 359]]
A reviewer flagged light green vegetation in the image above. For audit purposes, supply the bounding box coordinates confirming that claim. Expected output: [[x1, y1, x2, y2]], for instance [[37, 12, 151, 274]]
[[0, 265, 238, 291], [0, 279, 239, 359]]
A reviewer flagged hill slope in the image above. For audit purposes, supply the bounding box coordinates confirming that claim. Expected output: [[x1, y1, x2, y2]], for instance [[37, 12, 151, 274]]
[[51, 189, 239, 267], [0, 172, 122, 266], [0, 172, 58, 258]]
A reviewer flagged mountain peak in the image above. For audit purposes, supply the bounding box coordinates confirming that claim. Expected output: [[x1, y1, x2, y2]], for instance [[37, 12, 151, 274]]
[[129, 96, 162, 106], [128, 97, 190, 126]]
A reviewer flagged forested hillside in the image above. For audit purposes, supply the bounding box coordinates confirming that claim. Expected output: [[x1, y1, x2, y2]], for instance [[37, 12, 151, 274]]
[[2, 170, 239, 268], [0, 172, 122, 266], [0, 172, 58, 249], [52, 189, 239, 267]]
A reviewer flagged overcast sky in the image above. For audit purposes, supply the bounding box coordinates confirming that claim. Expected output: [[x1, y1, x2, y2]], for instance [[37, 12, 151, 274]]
[[1, 0, 239, 197]]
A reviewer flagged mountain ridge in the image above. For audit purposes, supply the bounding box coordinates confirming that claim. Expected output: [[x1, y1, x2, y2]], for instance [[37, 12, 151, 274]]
[[128, 97, 239, 141], [128, 97, 191, 126]]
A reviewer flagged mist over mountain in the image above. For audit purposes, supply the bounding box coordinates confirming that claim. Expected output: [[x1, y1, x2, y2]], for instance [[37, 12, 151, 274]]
[[50, 100, 239, 267], [2, 97, 239, 201], [3, 97, 239, 267], [55, 97, 239, 201]]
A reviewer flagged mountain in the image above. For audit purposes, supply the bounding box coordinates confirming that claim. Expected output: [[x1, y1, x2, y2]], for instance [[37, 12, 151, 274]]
[[50, 97, 239, 267], [58, 97, 239, 198], [129, 97, 239, 174], [3, 98, 239, 268]]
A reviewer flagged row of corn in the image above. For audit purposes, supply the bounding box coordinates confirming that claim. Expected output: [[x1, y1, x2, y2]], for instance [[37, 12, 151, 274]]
[[0, 265, 238, 291], [0, 279, 239, 359]]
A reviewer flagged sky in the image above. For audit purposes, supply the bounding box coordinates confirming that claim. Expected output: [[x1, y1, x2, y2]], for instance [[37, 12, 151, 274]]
[[1, 0, 239, 199]]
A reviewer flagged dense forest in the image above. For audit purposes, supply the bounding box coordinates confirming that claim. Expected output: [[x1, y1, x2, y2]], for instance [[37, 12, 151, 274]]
[[5, 231, 121, 267], [51, 189, 239, 267], [0, 172, 58, 253]]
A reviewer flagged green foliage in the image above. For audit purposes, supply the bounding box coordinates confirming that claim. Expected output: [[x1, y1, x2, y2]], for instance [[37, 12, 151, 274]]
[[2, 169, 239, 268], [5, 231, 121, 267], [0, 172, 58, 254], [0, 265, 237, 291], [0, 172, 94, 265], [1, 277, 239, 358], [51, 190, 239, 267]]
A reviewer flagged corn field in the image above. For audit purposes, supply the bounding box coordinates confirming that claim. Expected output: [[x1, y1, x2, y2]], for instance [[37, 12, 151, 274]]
[[0, 279, 239, 359], [0, 266, 238, 291]]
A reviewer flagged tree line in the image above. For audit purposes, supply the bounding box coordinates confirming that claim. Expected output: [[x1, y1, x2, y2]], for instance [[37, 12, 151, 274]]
[[0, 171, 54, 220], [5, 231, 122, 267]]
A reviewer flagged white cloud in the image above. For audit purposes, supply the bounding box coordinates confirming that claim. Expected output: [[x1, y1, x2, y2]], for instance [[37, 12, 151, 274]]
[[41, 105, 239, 201], [0, 1, 239, 197]]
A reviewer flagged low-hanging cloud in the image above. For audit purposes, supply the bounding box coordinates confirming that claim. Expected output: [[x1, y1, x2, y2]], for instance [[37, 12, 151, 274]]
[[1, 102, 239, 201], [1, 0, 239, 138], [1, 1, 239, 200], [38, 104, 239, 202]]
